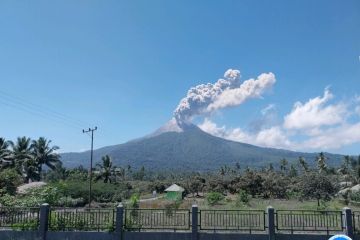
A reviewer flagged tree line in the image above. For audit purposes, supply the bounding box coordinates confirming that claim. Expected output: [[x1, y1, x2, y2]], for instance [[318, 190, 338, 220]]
[[0, 137, 61, 183]]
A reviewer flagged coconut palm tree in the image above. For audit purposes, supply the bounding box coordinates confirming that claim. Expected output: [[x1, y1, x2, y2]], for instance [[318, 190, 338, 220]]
[[317, 152, 328, 174], [0, 137, 13, 169], [96, 155, 114, 183], [298, 156, 309, 172], [9, 136, 34, 179], [280, 158, 288, 173], [31, 137, 61, 175]]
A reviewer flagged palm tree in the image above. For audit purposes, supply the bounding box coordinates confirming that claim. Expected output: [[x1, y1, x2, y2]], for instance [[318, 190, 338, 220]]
[[10, 136, 35, 181], [317, 152, 328, 174], [0, 137, 13, 169], [280, 158, 288, 173], [114, 166, 126, 182], [22, 157, 40, 183], [96, 155, 114, 183], [298, 156, 309, 172], [31, 137, 61, 175]]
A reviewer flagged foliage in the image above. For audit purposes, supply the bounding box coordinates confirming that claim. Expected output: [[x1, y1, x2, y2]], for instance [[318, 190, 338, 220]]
[[299, 172, 338, 206], [165, 200, 181, 217], [298, 156, 309, 172], [235, 190, 250, 207], [186, 175, 205, 197], [11, 219, 39, 231], [0, 137, 12, 169], [57, 196, 86, 207], [49, 211, 115, 232], [350, 191, 360, 202], [31, 137, 61, 174], [0, 185, 62, 207], [129, 193, 140, 209], [206, 192, 224, 206], [95, 155, 114, 183], [0, 136, 62, 184], [317, 152, 328, 174], [0, 168, 22, 195], [51, 180, 132, 204]]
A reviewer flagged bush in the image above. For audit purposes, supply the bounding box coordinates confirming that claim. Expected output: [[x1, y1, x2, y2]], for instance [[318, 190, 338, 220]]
[[53, 180, 132, 204], [0, 168, 22, 195], [236, 190, 250, 207], [57, 197, 86, 207], [11, 219, 39, 231], [0, 185, 62, 207], [350, 191, 360, 202], [206, 192, 224, 206], [164, 200, 181, 217]]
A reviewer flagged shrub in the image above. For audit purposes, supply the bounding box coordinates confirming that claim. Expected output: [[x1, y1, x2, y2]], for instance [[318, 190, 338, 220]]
[[206, 192, 224, 206], [0, 168, 22, 195], [350, 191, 360, 202], [57, 197, 86, 207], [164, 200, 181, 217], [236, 190, 250, 207], [11, 219, 39, 231]]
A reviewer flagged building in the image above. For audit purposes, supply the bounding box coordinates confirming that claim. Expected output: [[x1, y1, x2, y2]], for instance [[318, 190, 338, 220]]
[[165, 184, 184, 200]]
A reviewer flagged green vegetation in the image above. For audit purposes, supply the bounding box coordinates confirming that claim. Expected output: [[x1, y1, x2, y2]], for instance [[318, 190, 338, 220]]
[[207, 192, 224, 205], [0, 136, 61, 184], [1, 136, 360, 212]]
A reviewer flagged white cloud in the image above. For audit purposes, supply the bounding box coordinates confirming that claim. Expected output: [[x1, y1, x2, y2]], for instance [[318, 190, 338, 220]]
[[198, 119, 291, 149], [283, 89, 347, 130], [298, 123, 360, 150], [254, 126, 291, 148], [198, 88, 360, 152]]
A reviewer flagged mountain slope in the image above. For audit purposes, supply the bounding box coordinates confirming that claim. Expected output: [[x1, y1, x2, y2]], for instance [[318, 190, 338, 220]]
[[61, 121, 343, 171]]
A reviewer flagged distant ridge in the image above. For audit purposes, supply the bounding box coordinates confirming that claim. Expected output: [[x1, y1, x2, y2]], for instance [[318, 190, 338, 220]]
[[61, 119, 344, 171]]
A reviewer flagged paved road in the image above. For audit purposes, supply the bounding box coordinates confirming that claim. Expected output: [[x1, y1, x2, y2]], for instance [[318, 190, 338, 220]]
[[123, 196, 162, 204]]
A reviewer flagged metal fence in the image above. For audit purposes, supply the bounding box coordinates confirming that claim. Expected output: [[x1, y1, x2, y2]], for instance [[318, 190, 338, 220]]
[[0, 206, 353, 235], [199, 210, 266, 233], [0, 207, 40, 230], [353, 211, 360, 234], [48, 208, 115, 232], [124, 208, 191, 231], [276, 210, 344, 234]]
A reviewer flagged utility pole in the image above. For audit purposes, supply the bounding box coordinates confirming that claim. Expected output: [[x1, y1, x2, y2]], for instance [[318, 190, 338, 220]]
[[83, 127, 97, 208]]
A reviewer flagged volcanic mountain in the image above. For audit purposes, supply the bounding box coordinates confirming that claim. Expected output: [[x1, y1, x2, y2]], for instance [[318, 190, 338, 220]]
[[61, 119, 343, 171]]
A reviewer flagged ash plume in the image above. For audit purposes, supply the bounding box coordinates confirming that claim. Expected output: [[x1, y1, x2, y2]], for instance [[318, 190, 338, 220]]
[[173, 69, 276, 123]]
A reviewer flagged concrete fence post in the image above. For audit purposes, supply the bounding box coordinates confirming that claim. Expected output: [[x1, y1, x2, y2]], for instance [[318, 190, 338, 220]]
[[192, 205, 198, 240], [343, 207, 354, 239], [116, 203, 124, 240], [267, 206, 275, 240], [39, 203, 50, 240]]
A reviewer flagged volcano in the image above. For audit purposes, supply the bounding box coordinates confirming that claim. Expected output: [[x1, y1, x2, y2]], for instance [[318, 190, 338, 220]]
[[61, 119, 343, 171]]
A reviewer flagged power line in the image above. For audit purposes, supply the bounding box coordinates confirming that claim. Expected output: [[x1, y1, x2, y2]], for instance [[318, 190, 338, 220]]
[[0, 98, 82, 131], [0, 89, 113, 142], [0, 90, 91, 129]]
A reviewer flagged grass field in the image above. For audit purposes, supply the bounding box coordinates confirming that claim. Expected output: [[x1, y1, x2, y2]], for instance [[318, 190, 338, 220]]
[[138, 193, 360, 211]]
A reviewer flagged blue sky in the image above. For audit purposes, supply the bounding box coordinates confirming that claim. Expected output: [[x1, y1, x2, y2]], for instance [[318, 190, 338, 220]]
[[0, 0, 359, 154]]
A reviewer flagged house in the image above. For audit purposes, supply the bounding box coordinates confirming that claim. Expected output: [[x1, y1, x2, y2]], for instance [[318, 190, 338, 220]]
[[165, 184, 184, 200]]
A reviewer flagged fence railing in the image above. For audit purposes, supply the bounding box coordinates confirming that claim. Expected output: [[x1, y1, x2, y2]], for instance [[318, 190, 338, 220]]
[[199, 210, 266, 233], [276, 210, 344, 234], [0, 207, 40, 231], [353, 211, 360, 234], [48, 208, 115, 232], [124, 208, 191, 231], [0, 205, 354, 236]]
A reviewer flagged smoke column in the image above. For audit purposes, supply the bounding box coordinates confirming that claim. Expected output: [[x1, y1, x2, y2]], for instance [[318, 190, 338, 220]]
[[173, 69, 276, 123]]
